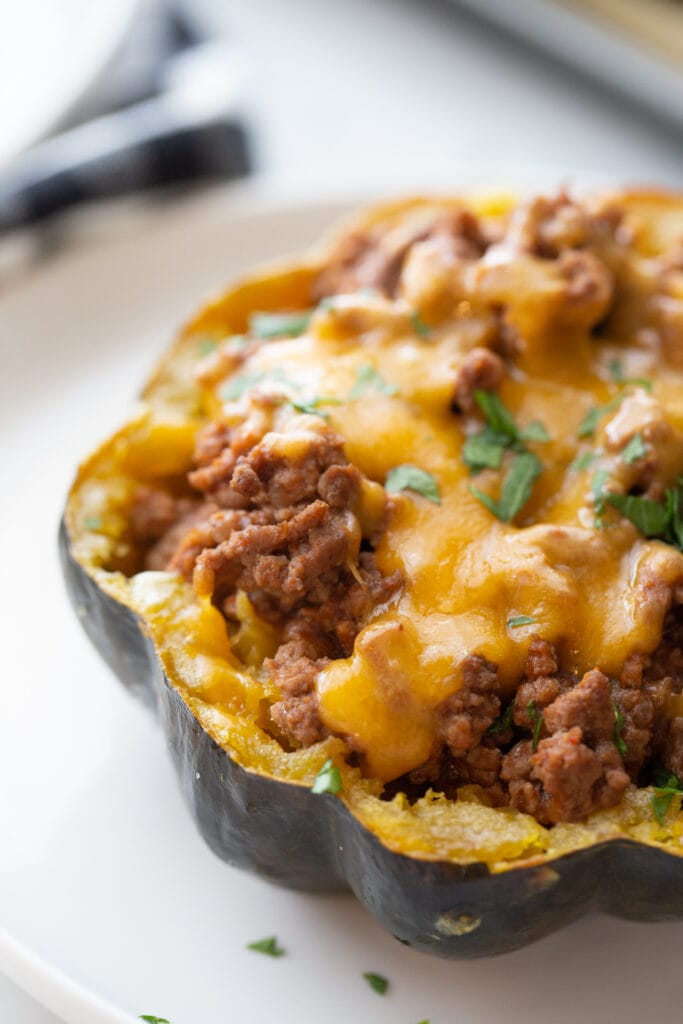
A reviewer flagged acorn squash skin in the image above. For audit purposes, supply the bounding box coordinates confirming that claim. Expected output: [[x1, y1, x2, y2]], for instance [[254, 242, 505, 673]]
[[59, 519, 683, 958]]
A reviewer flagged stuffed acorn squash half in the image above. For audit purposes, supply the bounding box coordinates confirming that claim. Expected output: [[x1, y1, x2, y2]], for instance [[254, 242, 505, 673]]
[[61, 187, 683, 957]]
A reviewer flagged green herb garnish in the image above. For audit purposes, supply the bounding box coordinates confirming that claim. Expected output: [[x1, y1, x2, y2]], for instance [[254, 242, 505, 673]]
[[591, 469, 611, 527], [311, 758, 342, 795], [250, 311, 312, 339], [519, 421, 551, 442], [577, 396, 623, 439], [221, 371, 268, 400], [612, 700, 628, 759], [462, 427, 509, 472], [609, 358, 653, 392], [385, 465, 441, 505], [140, 1017, 171, 1023], [473, 389, 519, 440], [349, 363, 397, 399], [507, 615, 538, 628], [247, 936, 286, 957], [570, 450, 601, 472], [466, 391, 548, 515], [363, 972, 389, 995], [290, 396, 343, 418], [84, 515, 103, 531], [411, 311, 432, 338], [622, 432, 647, 464], [605, 492, 673, 538], [527, 699, 543, 751], [651, 772, 683, 826], [487, 702, 514, 735], [196, 337, 219, 356], [470, 451, 542, 523]]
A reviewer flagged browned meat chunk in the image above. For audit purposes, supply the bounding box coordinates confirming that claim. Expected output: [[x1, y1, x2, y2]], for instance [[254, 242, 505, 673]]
[[453, 348, 505, 412], [531, 729, 629, 824], [542, 668, 615, 743], [267, 640, 329, 747], [437, 655, 500, 757]]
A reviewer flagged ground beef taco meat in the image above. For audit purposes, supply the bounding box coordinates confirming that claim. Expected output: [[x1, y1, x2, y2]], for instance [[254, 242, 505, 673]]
[[127, 187, 683, 826]]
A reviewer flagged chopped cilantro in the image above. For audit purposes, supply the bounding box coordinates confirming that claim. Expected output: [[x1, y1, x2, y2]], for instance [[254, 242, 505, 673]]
[[651, 772, 682, 826], [462, 427, 508, 472], [605, 492, 672, 538], [519, 421, 551, 442], [507, 615, 538, 629], [385, 465, 441, 505], [612, 700, 628, 759], [609, 358, 653, 392], [527, 699, 543, 751], [349, 364, 397, 399], [570, 450, 601, 472], [363, 972, 389, 995], [577, 396, 623, 439], [250, 311, 312, 338], [247, 936, 286, 956], [221, 371, 268, 400], [470, 451, 542, 523], [411, 311, 432, 337], [591, 469, 611, 527], [196, 337, 219, 356], [487, 702, 514, 735], [311, 758, 342, 795], [473, 389, 519, 440], [290, 396, 342, 418], [84, 515, 103, 531], [622, 432, 647, 464], [139, 1017, 171, 1023]]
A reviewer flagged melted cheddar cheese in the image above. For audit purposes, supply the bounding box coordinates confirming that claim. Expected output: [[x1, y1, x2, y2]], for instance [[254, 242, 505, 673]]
[[185, 190, 683, 782]]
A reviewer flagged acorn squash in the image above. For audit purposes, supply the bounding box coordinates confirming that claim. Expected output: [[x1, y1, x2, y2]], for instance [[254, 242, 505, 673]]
[[61, 188, 683, 957]]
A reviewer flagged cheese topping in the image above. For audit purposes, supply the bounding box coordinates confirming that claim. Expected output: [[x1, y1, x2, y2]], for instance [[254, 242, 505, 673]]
[[184, 190, 683, 784]]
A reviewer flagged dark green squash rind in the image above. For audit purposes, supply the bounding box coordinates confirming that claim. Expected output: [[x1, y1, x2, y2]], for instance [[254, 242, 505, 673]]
[[59, 519, 683, 958]]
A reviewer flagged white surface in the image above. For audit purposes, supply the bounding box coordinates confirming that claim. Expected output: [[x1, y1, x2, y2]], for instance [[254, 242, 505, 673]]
[[0, 0, 140, 169], [3, 181, 683, 1024]]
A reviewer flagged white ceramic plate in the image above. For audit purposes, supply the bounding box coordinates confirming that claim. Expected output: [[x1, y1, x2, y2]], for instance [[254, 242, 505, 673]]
[[2, 182, 683, 1024], [0, 0, 140, 168]]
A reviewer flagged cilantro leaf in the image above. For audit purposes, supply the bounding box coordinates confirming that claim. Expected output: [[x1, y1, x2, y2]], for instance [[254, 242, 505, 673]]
[[196, 337, 219, 356], [605, 492, 672, 538], [250, 311, 312, 338], [487, 702, 514, 735], [385, 465, 441, 504], [519, 421, 551, 442], [622, 432, 647, 464], [363, 972, 389, 995], [651, 773, 682, 826], [139, 1017, 171, 1023], [577, 396, 623, 439], [591, 469, 611, 526], [612, 700, 628, 759], [474, 389, 519, 440], [221, 372, 267, 400], [411, 311, 432, 337], [462, 427, 508, 472], [247, 936, 286, 957], [84, 516, 103, 531], [671, 487, 683, 549], [470, 452, 542, 523], [349, 364, 397, 399], [290, 396, 342, 418], [311, 758, 342, 795], [570, 450, 601, 472], [609, 358, 653, 392], [507, 615, 538, 628], [527, 699, 543, 751]]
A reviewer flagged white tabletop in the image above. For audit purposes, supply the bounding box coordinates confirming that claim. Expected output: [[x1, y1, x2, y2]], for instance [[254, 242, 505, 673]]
[[3, 0, 681, 1020]]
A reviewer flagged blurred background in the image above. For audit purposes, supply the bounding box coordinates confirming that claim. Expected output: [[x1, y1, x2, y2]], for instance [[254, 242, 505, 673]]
[[1, 0, 682, 262], [1, 0, 682, 1020]]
